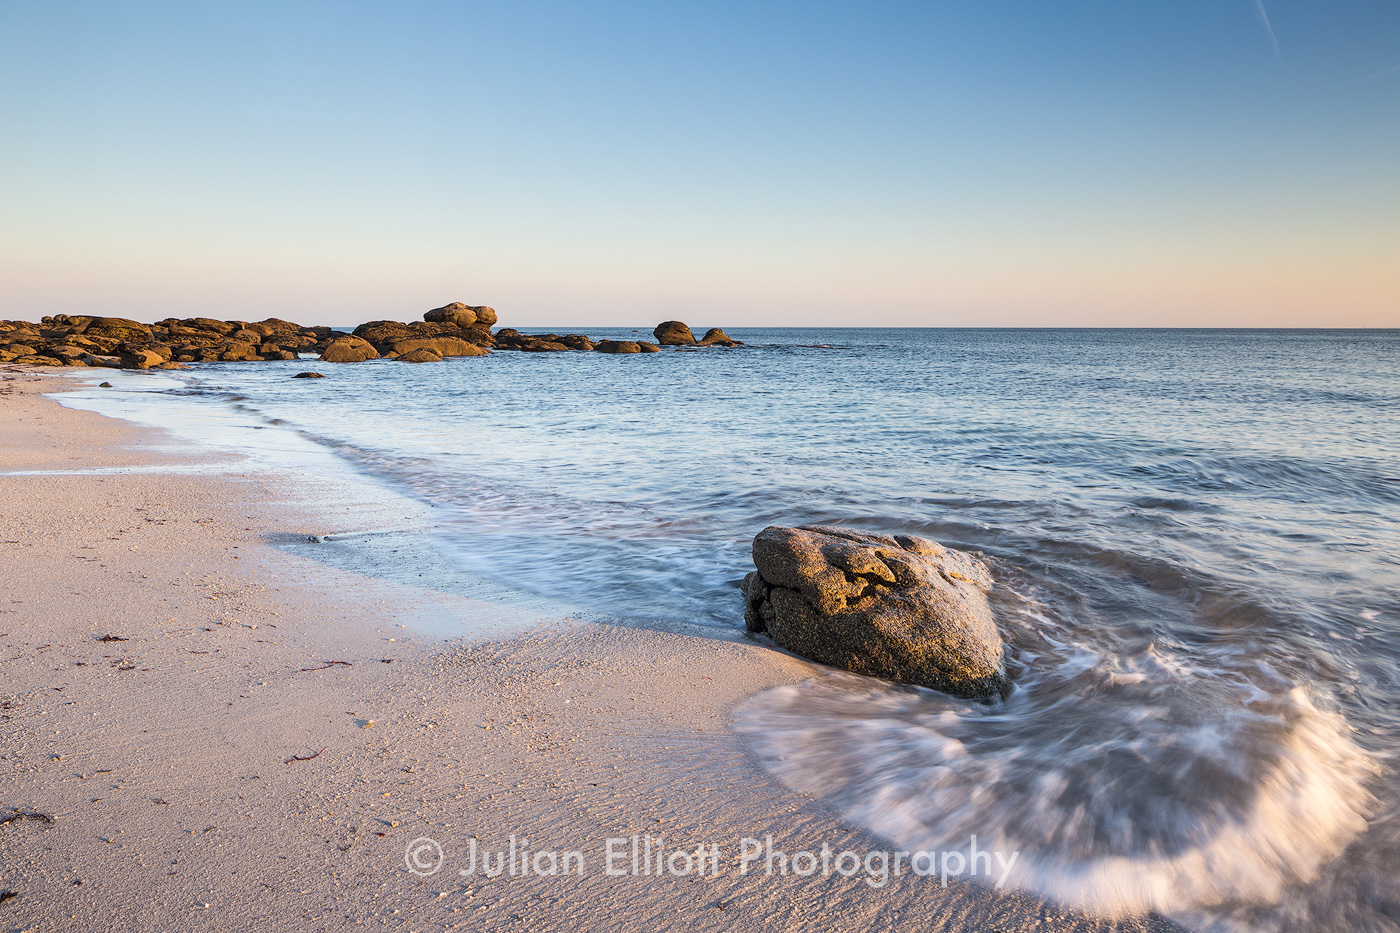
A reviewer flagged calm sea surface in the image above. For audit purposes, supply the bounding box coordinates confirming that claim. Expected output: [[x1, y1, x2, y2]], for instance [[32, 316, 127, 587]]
[[61, 328, 1400, 931]]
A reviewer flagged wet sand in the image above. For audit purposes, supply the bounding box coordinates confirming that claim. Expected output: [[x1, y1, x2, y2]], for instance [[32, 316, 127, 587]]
[[0, 368, 1176, 932]]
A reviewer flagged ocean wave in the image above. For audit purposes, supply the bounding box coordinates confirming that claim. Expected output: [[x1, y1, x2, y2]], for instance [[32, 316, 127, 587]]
[[736, 665, 1376, 922]]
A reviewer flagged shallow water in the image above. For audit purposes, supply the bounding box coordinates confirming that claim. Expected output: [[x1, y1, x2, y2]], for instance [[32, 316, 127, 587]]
[[56, 328, 1400, 930]]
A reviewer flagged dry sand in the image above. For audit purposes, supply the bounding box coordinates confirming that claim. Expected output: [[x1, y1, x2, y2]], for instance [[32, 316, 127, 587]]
[[0, 369, 1176, 932]]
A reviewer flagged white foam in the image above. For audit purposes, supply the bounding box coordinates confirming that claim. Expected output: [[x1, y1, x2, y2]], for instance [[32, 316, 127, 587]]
[[736, 675, 1377, 921]]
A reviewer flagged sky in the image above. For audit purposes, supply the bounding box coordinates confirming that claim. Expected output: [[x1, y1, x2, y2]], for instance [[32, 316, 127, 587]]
[[1, 1, 1397, 328]]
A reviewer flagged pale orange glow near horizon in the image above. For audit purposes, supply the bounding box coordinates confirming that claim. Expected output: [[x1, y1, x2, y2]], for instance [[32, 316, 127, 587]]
[[2, 232, 1395, 329], [2, 4, 1396, 330]]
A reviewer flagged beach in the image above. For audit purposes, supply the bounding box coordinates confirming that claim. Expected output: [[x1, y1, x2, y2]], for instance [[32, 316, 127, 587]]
[[2, 368, 1181, 933]]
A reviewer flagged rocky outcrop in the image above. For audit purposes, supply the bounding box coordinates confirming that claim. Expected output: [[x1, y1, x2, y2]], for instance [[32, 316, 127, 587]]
[[319, 336, 379, 363], [742, 525, 1007, 698], [292, 371, 325, 379], [596, 340, 641, 354], [653, 321, 696, 345], [0, 313, 340, 367]]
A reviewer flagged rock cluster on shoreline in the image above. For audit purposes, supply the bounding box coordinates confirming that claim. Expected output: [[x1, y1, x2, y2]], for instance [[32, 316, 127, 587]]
[[0, 303, 742, 369], [0, 315, 333, 369]]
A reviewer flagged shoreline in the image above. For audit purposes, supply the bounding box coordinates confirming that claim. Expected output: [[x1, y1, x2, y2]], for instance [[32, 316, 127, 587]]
[[0, 368, 1176, 932]]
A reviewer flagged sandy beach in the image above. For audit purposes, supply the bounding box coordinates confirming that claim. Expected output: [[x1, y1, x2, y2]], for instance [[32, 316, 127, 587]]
[[1, 368, 1181, 932]]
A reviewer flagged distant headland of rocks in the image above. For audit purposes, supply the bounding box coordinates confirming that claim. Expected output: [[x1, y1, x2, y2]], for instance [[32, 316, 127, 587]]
[[0, 303, 743, 370]]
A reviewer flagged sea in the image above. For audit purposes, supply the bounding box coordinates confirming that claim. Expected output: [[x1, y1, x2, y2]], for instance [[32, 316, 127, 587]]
[[53, 327, 1400, 932]]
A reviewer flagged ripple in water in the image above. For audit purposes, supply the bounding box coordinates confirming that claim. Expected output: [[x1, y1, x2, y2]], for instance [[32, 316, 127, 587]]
[[735, 584, 1378, 924]]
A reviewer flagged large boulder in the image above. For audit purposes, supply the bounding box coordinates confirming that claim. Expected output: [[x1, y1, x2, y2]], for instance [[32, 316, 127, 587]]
[[425, 302, 477, 327], [425, 302, 497, 328], [319, 335, 379, 363], [653, 321, 696, 345], [742, 525, 1007, 698]]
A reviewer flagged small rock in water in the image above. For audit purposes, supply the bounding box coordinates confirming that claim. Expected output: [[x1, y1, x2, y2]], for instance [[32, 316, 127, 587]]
[[697, 327, 741, 347], [99, 381, 113, 387], [743, 525, 1007, 698], [292, 372, 326, 379]]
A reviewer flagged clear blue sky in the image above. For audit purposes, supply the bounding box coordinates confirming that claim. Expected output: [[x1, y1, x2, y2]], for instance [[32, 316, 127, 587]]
[[1, 1, 1396, 327]]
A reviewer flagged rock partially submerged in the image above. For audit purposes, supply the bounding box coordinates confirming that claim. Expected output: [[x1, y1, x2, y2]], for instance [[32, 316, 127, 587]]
[[698, 327, 739, 347], [742, 525, 1007, 698], [653, 321, 696, 346]]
